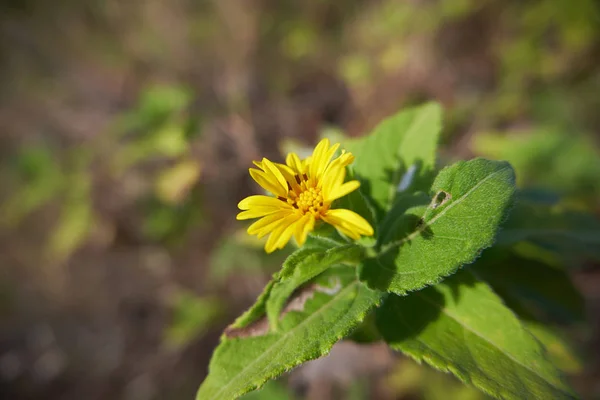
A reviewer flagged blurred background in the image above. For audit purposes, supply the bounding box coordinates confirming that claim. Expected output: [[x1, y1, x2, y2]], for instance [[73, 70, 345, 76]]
[[1, 0, 600, 399]]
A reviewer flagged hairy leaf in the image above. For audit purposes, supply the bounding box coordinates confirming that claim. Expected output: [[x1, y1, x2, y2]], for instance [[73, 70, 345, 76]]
[[197, 268, 382, 400], [376, 271, 577, 400], [304, 224, 349, 250], [267, 244, 363, 330], [360, 158, 516, 294], [344, 102, 442, 217]]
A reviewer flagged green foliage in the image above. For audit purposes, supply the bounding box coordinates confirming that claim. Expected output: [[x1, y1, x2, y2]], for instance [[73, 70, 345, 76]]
[[196, 267, 382, 400], [165, 291, 222, 349], [238, 380, 295, 400], [1, 146, 63, 227], [473, 251, 585, 326], [473, 131, 600, 205], [385, 357, 486, 400], [471, 250, 585, 373], [497, 200, 600, 263], [0, 82, 201, 263], [376, 271, 576, 400], [266, 244, 363, 330], [359, 158, 515, 294], [198, 103, 590, 399], [344, 102, 442, 217]]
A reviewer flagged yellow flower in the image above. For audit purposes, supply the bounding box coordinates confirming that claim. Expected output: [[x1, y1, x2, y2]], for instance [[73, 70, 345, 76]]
[[237, 138, 374, 253]]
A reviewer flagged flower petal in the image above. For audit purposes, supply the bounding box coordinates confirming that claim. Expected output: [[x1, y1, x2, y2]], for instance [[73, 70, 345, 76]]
[[286, 152, 304, 175], [238, 195, 291, 210], [249, 168, 288, 197], [264, 213, 301, 253], [294, 213, 315, 245], [322, 208, 374, 238], [261, 158, 289, 194], [273, 162, 298, 189], [325, 180, 360, 202], [309, 138, 330, 178], [321, 161, 346, 198], [247, 210, 292, 237], [236, 207, 281, 220], [319, 142, 340, 177], [273, 213, 302, 250]]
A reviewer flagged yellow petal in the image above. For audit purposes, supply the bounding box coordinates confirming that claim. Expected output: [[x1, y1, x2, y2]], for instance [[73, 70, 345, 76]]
[[264, 213, 300, 253], [294, 214, 315, 245], [247, 210, 291, 236], [238, 195, 291, 210], [317, 142, 340, 178], [286, 152, 304, 175], [309, 138, 330, 178], [293, 214, 309, 243], [261, 158, 289, 194], [322, 208, 374, 238], [303, 156, 312, 172], [274, 162, 298, 189], [236, 207, 281, 220], [321, 161, 346, 197], [325, 180, 360, 202], [249, 168, 288, 197], [334, 224, 361, 240], [337, 151, 354, 167], [273, 213, 302, 250]]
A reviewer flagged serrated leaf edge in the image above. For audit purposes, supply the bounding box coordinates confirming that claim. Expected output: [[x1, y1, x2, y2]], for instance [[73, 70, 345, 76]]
[[385, 286, 576, 400], [364, 162, 515, 295], [197, 281, 382, 400]]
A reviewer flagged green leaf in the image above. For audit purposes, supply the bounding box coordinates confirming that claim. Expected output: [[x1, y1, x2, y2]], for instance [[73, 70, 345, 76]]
[[470, 251, 584, 373], [522, 321, 583, 374], [360, 158, 516, 294], [346, 311, 382, 344], [197, 267, 382, 400], [472, 130, 600, 204], [228, 246, 323, 330], [496, 201, 600, 262], [344, 102, 442, 217], [266, 244, 363, 330], [376, 271, 577, 400], [278, 247, 325, 279], [239, 380, 294, 400], [472, 251, 585, 325]]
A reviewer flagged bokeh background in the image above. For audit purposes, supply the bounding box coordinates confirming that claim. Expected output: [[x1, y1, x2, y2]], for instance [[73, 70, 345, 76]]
[[1, 1, 600, 399]]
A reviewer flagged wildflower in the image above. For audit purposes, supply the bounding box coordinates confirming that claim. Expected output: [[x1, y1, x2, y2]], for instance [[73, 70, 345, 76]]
[[237, 138, 374, 253]]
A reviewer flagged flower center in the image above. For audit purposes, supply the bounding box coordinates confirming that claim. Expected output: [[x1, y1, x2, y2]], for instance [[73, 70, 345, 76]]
[[296, 187, 324, 214]]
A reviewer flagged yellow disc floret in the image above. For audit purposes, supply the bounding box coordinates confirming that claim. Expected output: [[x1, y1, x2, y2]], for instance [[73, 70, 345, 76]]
[[296, 187, 326, 216]]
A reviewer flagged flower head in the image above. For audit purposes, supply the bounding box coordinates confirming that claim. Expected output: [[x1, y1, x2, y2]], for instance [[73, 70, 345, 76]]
[[237, 138, 374, 253]]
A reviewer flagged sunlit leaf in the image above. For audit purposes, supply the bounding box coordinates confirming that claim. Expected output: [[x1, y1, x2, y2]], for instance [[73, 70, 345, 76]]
[[344, 103, 442, 218], [377, 271, 577, 400], [359, 158, 516, 294], [266, 244, 363, 330], [197, 267, 382, 400]]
